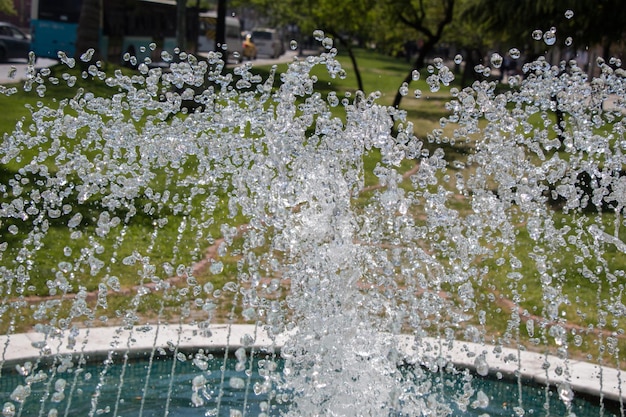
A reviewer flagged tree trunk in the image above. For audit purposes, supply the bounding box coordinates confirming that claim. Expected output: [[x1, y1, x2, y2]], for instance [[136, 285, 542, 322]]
[[215, 0, 226, 53], [391, 0, 455, 108], [392, 39, 436, 108], [176, 0, 186, 51], [345, 44, 364, 92], [329, 31, 364, 92], [461, 48, 483, 87], [75, 0, 102, 61]]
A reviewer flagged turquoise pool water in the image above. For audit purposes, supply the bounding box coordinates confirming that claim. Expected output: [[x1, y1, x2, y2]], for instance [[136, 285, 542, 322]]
[[0, 352, 620, 416]]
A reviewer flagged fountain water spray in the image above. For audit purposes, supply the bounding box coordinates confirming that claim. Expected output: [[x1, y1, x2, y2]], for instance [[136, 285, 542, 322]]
[[0, 31, 625, 417]]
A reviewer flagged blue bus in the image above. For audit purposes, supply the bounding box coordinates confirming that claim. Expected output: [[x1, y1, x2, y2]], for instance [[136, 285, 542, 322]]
[[30, 0, 196, 62]]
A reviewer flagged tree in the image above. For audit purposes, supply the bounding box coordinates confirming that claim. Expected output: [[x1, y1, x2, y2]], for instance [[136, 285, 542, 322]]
[[215, 0, 226, 53], [232, 0, 378, 92], [292, 0, 379, 91], [177, 0, 187, 51], [0, 0, 16, 16], [441, 0, 500, 87], [75, 0, 102, 61], [379, 0, 456, 108], [463, 0, 626, 61]]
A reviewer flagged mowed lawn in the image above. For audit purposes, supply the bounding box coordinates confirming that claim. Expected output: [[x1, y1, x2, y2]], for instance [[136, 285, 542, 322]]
[[1, 48, 625, 366]]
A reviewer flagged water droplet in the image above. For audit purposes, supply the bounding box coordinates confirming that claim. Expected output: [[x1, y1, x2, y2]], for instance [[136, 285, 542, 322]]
[[51, 391, 65, 403], [2, 402, 15, 417], [544, 30, 557, 46], [192, 375, 206, 388], [557, 382, 574, 404], [149, 42, 157, 51], [399, 82, 409, 96], [229, 377, 246, 389], [235, 347, 247, 362], [508, 48, 521, 60], [139, 46, 146, 53], [426, 74, 440, 92], [57, 51, 76, 68], [532, 29, 543, 41], [313, 30, 324, 41], [9, 385, 30, 403], [322, 37, 333, 49], [565, 9, 574, 19], [8, 66, 16, 79], [80, 48, 95, 62], [210, 261, 224, 274], [490, 52, 503, 68], [471, 390, 489, 409], [68, 212, 83, 228], [191, 392, 204, 407], [161, 50, 173, 62], [290, 40, 298, 50], [327, 92, 339, 107], [565, 36, 573, 46], [54, 379, 66, 392], [107, 276, 121, 291], [573, 334, 583, 346], [474, 355, 489, 376], [15, 362, 32, 377], [412, 69, 420, 81], [454, 54, 463, 65], [414, 89, 422, 99], [193, 358, 208, 370]]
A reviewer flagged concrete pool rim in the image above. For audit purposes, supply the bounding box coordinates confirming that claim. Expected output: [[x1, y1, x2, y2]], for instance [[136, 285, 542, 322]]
[[1, 323, 624, 405]]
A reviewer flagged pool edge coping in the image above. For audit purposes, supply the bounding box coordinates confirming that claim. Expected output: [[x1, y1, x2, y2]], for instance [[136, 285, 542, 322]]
[[1, 323, 624, 404]]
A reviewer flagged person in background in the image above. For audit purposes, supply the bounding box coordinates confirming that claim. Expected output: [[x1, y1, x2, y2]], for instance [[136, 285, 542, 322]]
[[242, 33, 256, 60]]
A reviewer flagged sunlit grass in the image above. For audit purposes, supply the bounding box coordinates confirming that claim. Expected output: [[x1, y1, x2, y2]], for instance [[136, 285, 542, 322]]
[[0, 47, 625, 371]]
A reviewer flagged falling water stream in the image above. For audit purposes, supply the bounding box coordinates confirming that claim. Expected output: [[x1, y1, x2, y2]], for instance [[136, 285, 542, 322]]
[[0, 25, 626, 417]]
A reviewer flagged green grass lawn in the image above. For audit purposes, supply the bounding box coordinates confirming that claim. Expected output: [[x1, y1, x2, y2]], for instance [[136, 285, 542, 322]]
[[1, 48, 625, 367]]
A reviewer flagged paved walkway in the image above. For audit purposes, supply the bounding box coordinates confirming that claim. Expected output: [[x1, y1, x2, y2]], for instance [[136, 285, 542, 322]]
[[0, 57, 57, 84], [0, 50, 310, 85], [1, 324, 624, 403]]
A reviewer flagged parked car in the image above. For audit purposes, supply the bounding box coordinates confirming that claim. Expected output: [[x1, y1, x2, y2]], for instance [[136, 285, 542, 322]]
[[197, 12, 243, 63], [0, 22, 30, 62], [251, 28, 284, 59]]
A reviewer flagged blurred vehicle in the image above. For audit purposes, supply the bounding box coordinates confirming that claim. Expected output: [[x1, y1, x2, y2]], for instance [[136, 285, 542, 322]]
[[198, 11, 243, 62], [251, 28, 284, 59], [242, 33, 256, 60], [0, 22, 31, 62], [31, 0, 195, 63]]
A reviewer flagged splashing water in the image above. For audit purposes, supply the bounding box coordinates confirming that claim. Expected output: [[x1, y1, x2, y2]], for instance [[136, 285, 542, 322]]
[[1, 33, 626, 417]]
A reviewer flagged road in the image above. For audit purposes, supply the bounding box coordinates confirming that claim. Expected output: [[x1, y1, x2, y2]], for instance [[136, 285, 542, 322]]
[[0, 50, 303, 85]]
